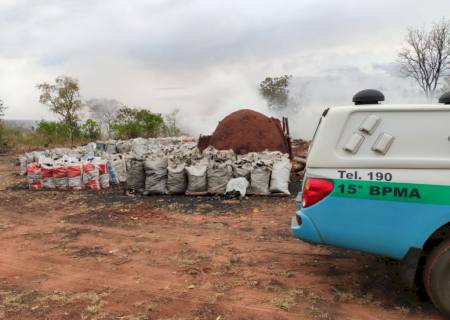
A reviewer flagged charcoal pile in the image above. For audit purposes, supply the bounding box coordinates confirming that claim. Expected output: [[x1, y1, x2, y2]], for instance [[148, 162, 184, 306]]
[[17, 135, 293, 196], [201, 109, 289, 155]]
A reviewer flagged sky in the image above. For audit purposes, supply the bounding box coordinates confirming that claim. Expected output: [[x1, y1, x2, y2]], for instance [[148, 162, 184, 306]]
[[0, 0, 449, 138]]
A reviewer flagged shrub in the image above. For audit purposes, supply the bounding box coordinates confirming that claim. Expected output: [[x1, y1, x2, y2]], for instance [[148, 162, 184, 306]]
[[111, 107, 164, 139], [81, 119, 101, 141]]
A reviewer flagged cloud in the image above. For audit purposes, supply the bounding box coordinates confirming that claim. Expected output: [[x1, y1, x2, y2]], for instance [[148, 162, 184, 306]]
[[0, 0, 449, 138]]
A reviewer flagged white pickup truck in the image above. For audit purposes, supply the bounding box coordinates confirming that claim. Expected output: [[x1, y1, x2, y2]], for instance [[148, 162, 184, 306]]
[[292, 89, 450, 316]]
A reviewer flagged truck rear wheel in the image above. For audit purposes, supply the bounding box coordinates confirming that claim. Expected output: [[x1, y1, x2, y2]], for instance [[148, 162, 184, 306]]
[[423, 240, 450, 317]]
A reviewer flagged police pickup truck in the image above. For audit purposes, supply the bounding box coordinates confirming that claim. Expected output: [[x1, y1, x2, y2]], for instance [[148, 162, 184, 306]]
[[291, 89, 450, 316]]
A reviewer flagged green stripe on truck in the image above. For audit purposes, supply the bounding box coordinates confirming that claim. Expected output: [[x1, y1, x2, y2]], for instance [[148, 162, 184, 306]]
[[331, 179, 450, 205]]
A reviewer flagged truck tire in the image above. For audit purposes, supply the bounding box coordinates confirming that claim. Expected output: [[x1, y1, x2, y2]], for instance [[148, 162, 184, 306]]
[[423, 239, 450, 317]]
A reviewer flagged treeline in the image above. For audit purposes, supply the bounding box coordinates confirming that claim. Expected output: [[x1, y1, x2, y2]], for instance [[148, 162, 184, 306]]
[[0, 76, 182, 150]]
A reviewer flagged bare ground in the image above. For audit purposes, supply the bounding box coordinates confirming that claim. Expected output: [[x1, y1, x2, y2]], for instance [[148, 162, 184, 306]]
[[0, 154, 444, 320]]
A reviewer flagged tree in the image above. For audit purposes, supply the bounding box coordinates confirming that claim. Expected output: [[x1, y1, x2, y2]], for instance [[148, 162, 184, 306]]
[[0, 99, 6, 145], [81, 119, 101, 140], [36, 76, 83, 143], [36, 120, 73, 144], [259, 75, 292, 111], [162, 109, 182, 137], [398, 20, 450, 99], [111, 107, 164, 139], [86, 98, 123, 138]]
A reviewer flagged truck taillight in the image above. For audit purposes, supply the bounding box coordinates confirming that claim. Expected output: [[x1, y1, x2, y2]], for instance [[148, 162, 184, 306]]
[[302, 178, 334, 208]]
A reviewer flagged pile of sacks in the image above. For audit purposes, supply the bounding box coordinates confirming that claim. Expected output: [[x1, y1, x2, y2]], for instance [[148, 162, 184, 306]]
[[18, 142, 98, 176], [18, 137, 292, 196], [125, 145, 292, 197], [18, 142, 125, 191], [25, 155, 114, 191]]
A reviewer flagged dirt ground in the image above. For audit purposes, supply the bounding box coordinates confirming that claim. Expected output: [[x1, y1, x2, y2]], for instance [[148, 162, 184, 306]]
[[0, 154, 444, 320]]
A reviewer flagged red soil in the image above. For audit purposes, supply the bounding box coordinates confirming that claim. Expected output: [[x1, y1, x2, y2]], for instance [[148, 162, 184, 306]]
[[0, 154, 444, 320]]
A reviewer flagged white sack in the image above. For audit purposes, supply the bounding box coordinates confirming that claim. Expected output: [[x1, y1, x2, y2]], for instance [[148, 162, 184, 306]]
[[99, 174, 110, 189], [186, 164, 207, 193], [250, 167, 271, 195], [126, 158, 145, 192], [167, 164, 187, 194], [269, 157, 292, 195], [225, 177, 250, 198], [106, 143, 117, 154], [110, 155, 127, 183], [144, 158, 168, 195], [232, 164, 252, 180], [207, 164, 233, 194], [116, 141, 132, 154]]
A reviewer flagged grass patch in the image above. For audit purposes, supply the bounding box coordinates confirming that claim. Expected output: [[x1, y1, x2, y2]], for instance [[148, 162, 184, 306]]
[[272, 297, 293, 311]]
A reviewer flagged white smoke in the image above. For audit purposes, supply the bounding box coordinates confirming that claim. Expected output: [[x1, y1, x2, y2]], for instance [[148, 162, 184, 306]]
[[2, 0, 448, 140], [0, 56, 434, 141], [282, 66, 430, 139], [174, 65, 430, 140]]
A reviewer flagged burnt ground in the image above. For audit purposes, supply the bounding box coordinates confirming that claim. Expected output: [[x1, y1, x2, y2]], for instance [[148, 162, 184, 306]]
[[0, 154, 444, 320]]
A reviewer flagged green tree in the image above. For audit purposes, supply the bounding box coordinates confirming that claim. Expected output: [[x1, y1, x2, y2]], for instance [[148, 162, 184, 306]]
[[36, 120, 73, 144], [81, 119, 101, 140], [36, 76, 83, 143], [111, 107, 164, 139], [259, 75, 292, 111]]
